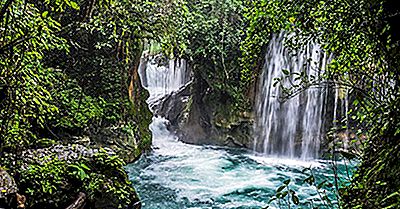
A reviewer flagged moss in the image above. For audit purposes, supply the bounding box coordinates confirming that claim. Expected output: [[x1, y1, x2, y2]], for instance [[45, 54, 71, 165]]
[[2, 145, 140, 209], [129, 87, 152, 154]]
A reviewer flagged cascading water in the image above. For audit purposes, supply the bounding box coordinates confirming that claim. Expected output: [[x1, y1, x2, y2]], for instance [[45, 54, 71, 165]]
[[254, 32, 330, 160], [125, 52, 351, 209], [333, 85, 351, 149], [139, 57, 189, 105]]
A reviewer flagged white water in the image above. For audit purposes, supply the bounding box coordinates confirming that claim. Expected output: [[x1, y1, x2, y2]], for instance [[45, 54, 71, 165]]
[[125, 53, 352, 209], [139, 57, 189, 105], [126, 116, 350, 209], [254, 32, 330, 160]]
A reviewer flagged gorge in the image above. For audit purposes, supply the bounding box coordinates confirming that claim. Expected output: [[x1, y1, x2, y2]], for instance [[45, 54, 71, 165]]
[[1, 0, 399, 208], [125, 35, 353, 208]]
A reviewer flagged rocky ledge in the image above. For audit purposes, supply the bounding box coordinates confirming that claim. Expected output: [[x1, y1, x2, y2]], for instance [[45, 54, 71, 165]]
[[0, 144, 141, 209]]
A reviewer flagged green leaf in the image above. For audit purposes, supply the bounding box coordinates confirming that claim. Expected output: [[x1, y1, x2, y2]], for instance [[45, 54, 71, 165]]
[[283, 179, 291, 185], [304, 175, 315, 186], [42, 11, 49, 18], [80, 163, 91, 171], [70, 1, 80, 10], [302, 167, 311, 173], [268, 197, 277, 203], [281, 191, 288, 198], [282, 69, 290, 75], [317, 180, 327, 189]]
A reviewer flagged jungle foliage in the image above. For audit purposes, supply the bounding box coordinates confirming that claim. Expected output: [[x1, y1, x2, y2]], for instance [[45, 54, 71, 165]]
[[156, 0, 400, 207], [0, 0, 164, 207], [0, 0, 163, 153], [1, 0, 400, 208], [2, 147, 138, 209], [159, 0, 249, 108], [240, 0, 400, 208]]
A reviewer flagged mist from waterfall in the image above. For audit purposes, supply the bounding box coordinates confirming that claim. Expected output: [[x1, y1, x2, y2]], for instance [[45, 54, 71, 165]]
[[254, 32, 330, 160]]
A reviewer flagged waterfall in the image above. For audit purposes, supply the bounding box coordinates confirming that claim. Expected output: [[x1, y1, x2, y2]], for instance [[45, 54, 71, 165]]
[[333, 85, 351, 150], [138, 54, 190, 147], [254, 32, 330, 160], [139, 56, 189, 106]]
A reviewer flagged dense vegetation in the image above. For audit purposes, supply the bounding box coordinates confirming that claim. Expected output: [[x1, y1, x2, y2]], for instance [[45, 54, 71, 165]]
[[0, 0, 162, 156], [240, 0, 400, 208], [0, 0, 165, 208], [1, 0, 399, 208], [158, 0, 400, 207]]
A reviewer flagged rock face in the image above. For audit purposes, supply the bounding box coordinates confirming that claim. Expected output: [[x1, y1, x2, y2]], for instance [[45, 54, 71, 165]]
[[154, 71, 254, 149], [179, 74, 253, 148], [86, 126, 146, 164], [152, 82, 192, 126], [139, 55, 255, 149]]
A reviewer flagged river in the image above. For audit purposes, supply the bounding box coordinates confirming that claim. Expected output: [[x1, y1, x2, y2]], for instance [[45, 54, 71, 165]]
[[125, 117, 353, 209]]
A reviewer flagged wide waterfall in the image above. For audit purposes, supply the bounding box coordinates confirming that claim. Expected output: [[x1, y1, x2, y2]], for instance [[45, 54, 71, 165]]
[[254, 33, 330, 160]]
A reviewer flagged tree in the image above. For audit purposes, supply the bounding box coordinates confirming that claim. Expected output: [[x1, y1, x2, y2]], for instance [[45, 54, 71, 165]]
[[241, 0, 400, 207]]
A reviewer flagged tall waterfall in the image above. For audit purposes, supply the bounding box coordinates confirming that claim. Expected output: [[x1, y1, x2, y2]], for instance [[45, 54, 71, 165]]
[[139, 57, 189, 105], [254, 33, 330, 160]]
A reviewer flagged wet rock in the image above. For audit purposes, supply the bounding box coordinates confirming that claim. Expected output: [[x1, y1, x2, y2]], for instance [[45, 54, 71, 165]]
[[74, 126, 144, 164], [152, 81, 192, 125], [152, 71, 254, 148]]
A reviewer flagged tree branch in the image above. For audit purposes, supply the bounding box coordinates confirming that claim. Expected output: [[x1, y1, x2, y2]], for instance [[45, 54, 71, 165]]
[[65, 192, 86, 209]]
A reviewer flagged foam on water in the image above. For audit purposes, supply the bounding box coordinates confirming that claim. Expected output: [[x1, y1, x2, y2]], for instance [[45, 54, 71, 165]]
[[126, 54, 352, 209], [126, 117, 351, 209], [247, 155, 325, 168]]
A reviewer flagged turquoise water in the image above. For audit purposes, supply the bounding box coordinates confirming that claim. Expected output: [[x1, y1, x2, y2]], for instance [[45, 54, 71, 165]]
[[125, 117, 354, 209]]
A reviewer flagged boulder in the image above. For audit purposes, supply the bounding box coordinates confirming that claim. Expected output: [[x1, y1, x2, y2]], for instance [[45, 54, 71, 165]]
[[151, 72, 254, 149]]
